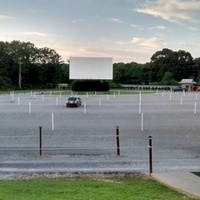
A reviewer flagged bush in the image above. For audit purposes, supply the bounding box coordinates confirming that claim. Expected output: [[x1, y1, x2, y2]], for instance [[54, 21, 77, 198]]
[[0, 76, 13, 90], [71, 80, 110, 91]]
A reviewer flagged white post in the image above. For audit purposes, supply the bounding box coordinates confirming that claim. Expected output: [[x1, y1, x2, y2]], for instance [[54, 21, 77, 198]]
[[10, 92, 14, 102], [95, 91, 97, 96], [113, 92, 116, 98], [84, 102, 87, 113], [30, 90, 33, 96], [180, 97, 183, 106], [33, 92, 36, 99], [156, 89, 159, 94], [59, 92, 62, 98], [99, 98, 101, 107], [50, 91, 52, 96], [17, 97, 20, 106], [42, 94, 44, 101], [139, 101, 141, 114], [52, 112, 55, 131], [86, 92, 89, 98], [139, 91, 142, 102], [12, 93, 14, 102], [162, 91, 165, 97], [194, 102, 197, 114], [56, 97, 58, 106], [29, 102, 31, 113], [118, 90, 120, 95], [107, 94, 109, 101], [71, 91, 73, 96], [141, 113, 144, 131]]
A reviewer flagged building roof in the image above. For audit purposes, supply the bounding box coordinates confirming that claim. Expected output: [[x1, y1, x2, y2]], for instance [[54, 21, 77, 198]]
[[179, 79, 197, 84]]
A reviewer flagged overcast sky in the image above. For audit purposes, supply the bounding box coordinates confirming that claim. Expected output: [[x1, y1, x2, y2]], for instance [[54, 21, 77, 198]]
[[0, 0, 200, 63]]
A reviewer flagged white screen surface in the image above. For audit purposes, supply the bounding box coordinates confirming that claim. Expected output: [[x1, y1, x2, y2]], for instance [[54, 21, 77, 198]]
[[69, 57, 113, 80]]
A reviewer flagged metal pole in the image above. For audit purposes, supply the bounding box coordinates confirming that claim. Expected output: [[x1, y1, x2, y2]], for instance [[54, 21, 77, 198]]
[[116, 126, 120, 156], [18, 58, 22, 89], [148, 136, 153, 175], [39, 126, 43, 156]]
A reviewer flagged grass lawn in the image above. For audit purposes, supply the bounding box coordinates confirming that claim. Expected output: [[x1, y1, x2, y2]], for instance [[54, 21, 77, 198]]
[[0, 174, 197, 200], [0, 89, 157, 96]]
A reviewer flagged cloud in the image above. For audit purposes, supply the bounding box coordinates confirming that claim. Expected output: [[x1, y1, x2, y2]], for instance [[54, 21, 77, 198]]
[[148, 25, 167, 30], [72, 18, 85, 24], [131, 37, 166, 48], [134, 0, 200, 23], [0, 15, 12, 20], [23, 32, 49, 37], [106, 18, 123, 23], [115, 41, 127, 45], [131, 24, 144, 30], [131, 24, 167, 31]]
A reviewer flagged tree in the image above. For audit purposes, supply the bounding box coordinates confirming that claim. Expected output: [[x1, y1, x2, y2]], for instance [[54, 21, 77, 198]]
[[150, 48, 194, 82], [0, 42, 12, 75], [113, 62, 150, 84], [161, 72, 178, 85], [196, 75, 200, 85], [7, 41, 64, 88], [193, 58, 200, 81]]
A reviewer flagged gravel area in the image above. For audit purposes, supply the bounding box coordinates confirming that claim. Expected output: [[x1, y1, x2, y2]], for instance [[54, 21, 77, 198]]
[[0, 91, 200, 177]]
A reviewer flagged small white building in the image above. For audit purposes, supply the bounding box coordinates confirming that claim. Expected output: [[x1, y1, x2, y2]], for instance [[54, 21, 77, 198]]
[[179, 79, 196, 91]]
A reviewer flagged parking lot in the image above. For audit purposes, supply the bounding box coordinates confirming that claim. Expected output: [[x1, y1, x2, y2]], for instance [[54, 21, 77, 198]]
[[0, 91, 200, 174]]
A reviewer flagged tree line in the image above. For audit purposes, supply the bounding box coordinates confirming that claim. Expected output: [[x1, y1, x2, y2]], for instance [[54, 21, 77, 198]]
[[113, 48, 200, 86], [0, 40, 200, 90], [0, 40, 69, 90]]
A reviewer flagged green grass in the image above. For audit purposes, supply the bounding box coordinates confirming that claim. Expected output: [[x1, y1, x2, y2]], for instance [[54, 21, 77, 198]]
[[0, 174, 197, 200], [0, 89, 157, 96], [64, 89, 156, 95]]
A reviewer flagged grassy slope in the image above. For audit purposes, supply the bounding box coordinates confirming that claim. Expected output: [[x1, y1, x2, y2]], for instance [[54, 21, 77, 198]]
[[0, 175, 197, 200]]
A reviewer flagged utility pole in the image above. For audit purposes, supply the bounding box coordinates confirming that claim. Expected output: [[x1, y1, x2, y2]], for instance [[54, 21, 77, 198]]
[[18, 58, 22, 89]]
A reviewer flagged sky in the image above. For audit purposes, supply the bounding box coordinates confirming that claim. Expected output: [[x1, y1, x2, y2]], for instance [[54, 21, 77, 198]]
[[0, 0, 200, 63]]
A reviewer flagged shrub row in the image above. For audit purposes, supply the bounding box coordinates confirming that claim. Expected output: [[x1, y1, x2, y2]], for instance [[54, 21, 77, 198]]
[[71, 80, 110, 91]]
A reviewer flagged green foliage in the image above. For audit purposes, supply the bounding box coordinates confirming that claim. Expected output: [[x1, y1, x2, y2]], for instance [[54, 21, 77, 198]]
[[196, 75, 200, 85], [109, 81, 122, 89], [0, 40, 66, 89], [0, 76, 12, 89], [150, 48, 194, 82], [0, 176, 196, 200], [113, 62, 150, 84], [161, 72, 178, 85]]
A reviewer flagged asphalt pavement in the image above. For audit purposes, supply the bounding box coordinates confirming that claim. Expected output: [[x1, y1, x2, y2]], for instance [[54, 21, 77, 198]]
[[0, 91, 200, 197]]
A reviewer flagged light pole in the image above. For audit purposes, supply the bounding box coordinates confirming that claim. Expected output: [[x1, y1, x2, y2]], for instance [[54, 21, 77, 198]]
[[18, 58, 22, 89]]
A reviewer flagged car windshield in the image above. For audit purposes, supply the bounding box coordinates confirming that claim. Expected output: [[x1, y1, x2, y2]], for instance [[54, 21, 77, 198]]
[[68, 97, 77, 101]]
